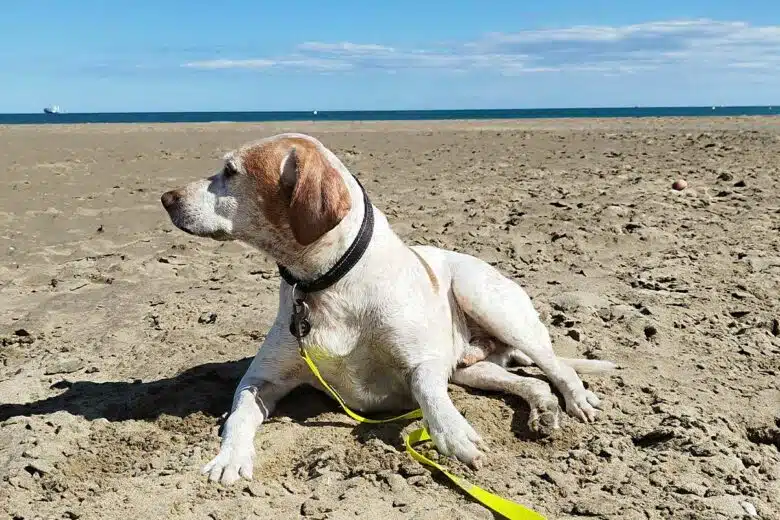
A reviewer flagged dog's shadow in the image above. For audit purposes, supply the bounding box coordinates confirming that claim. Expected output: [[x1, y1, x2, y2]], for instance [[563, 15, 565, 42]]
[[0, 358, 547, 445], [0, 357, 331, 425]]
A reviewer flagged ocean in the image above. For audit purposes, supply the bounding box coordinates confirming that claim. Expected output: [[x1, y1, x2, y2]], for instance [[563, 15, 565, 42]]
[[0, 106, 777, 125]]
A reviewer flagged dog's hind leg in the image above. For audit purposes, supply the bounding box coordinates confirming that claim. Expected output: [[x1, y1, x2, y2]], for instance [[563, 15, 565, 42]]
[[452, 361, 561, 436], [447, 251, 609, 422]]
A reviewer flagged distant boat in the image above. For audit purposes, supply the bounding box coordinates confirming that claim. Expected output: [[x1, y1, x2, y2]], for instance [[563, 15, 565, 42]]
[[313, 110, 318, 116], [43, 105, 62, 114]]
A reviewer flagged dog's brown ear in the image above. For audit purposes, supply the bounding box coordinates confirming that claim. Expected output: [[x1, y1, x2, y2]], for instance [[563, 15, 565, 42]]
[[280, 144, 352, 246]]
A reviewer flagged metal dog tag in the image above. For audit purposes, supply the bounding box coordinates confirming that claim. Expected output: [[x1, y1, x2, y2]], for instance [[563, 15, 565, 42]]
[[290, 299, 311, 339]]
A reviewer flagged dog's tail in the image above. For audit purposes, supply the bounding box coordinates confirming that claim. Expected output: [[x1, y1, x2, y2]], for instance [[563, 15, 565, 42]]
[[560, 357, 618, 375], [509, 350, 618, 375]]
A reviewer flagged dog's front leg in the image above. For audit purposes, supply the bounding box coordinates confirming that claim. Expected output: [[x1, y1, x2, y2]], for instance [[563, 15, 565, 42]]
[[410, 361, 485, 467], [203, 326, 303, 485]]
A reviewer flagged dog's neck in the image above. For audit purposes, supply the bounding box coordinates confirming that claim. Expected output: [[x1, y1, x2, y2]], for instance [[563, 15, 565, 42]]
[[276, 176, 372, 293]]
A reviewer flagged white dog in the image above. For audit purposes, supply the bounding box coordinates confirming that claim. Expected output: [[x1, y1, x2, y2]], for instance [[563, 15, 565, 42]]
[[161, 133, 615, 485]]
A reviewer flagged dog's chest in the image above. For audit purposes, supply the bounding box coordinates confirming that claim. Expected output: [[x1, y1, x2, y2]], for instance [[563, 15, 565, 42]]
[[299, 324, 416, 413], [289, 271, 465, 413]]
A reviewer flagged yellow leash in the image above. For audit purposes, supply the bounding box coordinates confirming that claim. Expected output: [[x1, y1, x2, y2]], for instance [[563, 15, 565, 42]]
[[299, 347, 547, 520]]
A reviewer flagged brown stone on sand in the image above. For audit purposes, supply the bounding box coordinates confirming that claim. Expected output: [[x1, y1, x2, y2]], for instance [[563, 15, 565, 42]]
[[672, 179, 688, 191]]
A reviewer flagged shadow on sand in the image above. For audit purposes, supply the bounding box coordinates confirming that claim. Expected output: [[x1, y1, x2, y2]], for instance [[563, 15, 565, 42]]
[[0, 357, 543, 445], [1, 357, 330, 425]]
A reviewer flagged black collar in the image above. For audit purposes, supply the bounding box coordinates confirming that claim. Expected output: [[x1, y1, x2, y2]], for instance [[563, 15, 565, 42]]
[[277, 177, 374, 294]]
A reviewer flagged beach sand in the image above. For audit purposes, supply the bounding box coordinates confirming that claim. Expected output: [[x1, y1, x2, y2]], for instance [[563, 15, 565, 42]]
[[1, 118, 779, 519]]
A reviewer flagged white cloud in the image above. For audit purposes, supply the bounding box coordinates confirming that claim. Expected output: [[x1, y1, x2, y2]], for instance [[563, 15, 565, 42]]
[[182, 59, 276, 69], [297, 42, 396, 54], [182, 57, 353, 72], [181, 19, 780, 76]]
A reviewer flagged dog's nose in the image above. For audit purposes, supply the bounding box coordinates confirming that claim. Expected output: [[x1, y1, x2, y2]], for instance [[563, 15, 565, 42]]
[[161, 190, 181, 210]]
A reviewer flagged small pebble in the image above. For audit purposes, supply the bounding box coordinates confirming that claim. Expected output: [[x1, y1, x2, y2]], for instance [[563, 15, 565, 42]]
[[198, 312, 217, 325], [44, 359, 84, 375], [386, 474, 409, 495], [26, 459, 55, 475], [243, 482, 268, 498], [740, 501, 758, 516], [672, 179, 688, 191]]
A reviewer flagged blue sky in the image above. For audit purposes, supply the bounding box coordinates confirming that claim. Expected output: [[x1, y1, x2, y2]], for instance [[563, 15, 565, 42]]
[[2, 1, 780, 112]]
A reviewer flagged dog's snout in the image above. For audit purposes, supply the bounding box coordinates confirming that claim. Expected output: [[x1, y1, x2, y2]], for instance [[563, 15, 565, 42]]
[[161, 190, 182, 210]]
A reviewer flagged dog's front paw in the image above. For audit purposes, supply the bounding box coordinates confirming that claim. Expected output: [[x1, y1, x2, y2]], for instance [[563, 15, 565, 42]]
[[563, 389, 602, 423], [202, 441, 256, 485], [425, 412, 484, 468]]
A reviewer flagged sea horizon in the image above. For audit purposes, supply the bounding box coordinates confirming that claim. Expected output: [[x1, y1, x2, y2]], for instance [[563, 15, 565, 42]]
[[0, 105, 778, 125]]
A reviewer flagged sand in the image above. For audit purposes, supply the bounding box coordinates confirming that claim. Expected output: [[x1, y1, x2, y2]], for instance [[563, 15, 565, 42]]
[[1, 117, 779, 520]]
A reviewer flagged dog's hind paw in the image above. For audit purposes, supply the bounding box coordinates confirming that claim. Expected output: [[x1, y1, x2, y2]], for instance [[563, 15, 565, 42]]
[[564, 389, 602, 423], [528, 396, 561, 436]]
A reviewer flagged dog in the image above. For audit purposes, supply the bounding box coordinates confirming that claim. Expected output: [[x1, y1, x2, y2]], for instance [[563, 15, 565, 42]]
[[160, 133, 616, 485]]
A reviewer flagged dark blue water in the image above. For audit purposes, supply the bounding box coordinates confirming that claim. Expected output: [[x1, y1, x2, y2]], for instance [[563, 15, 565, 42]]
[[0, 106, 777, 125]]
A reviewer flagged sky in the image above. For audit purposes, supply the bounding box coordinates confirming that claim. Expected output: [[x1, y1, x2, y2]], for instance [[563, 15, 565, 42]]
[[2, 1, 780, 113]]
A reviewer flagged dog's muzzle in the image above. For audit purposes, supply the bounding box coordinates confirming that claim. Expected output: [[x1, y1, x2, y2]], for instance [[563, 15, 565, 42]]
[[160, 189, 183, 214]]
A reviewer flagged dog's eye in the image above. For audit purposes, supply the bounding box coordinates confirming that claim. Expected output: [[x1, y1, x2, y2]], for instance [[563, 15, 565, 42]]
[[223, 163, 238, 178]]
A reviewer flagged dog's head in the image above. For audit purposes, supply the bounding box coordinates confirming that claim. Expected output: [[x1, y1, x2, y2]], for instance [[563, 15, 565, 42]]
[[161, 133, 353, 257]]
